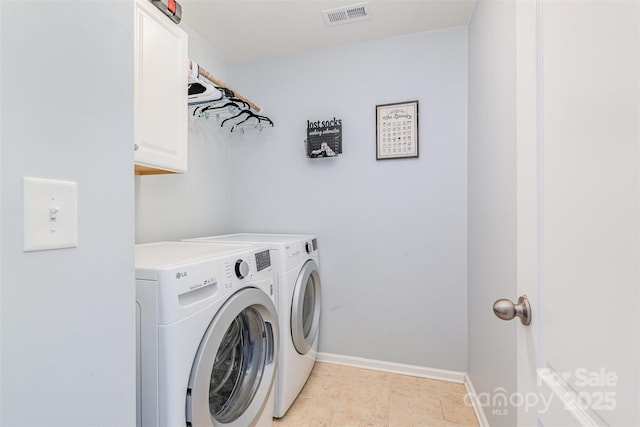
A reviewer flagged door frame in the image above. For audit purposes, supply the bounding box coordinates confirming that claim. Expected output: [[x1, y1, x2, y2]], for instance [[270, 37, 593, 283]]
[[515, 0, 541, 426]]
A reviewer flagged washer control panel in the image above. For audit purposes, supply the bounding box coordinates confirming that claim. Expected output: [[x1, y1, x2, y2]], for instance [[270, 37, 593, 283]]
[[221, 248, 272, 292], [304, 238, 318, 254]]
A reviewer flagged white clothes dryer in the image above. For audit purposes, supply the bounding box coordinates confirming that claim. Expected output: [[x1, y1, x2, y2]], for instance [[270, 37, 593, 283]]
[[135, 241, 279, 427], [185, 234, 321, 418]]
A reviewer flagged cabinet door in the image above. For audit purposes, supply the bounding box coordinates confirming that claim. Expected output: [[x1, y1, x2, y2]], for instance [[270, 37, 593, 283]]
[[134, 0, 188, 174]]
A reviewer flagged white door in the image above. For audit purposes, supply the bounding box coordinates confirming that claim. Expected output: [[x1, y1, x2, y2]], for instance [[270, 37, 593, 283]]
[[513, 1, 640, 426], [186, 288, 278, 427], [291, 259, 322, 355]]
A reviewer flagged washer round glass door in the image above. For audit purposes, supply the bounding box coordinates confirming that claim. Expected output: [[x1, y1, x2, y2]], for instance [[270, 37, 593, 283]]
[[186, 288, 278, 427], [291, 259, 321, 355]]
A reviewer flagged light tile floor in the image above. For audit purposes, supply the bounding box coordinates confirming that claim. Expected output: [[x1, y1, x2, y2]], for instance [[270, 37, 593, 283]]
[[272, 362, 480, 427]]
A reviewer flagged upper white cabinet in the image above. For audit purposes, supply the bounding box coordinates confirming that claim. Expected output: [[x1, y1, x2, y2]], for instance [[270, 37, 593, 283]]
[[134, 0, 188, 175]]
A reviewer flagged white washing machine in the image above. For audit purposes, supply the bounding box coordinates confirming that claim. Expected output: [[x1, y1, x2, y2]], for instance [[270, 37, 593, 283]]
[[135, 241, 279, 427], [185, 234, 321, 418]]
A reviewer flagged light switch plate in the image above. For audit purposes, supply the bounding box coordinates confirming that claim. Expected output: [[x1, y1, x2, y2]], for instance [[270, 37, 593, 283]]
[[23, 177, 78, 252]]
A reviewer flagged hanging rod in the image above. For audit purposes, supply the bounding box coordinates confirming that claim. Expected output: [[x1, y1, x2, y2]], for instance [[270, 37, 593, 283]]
[[189, 60, 261, 113]]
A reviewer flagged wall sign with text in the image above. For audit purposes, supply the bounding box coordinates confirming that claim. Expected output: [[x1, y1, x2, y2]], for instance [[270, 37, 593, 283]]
[[306, 118, 342, 158], [376, 101, 419, 160]]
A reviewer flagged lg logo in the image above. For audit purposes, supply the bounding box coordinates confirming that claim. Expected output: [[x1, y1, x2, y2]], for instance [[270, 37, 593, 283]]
[[176, 272, 188, 279]]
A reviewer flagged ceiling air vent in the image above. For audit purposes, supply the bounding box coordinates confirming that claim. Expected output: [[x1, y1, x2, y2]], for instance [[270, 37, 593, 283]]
[[322, 2, 371, 26]]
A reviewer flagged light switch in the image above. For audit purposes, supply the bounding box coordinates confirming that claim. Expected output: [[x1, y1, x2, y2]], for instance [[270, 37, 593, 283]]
[[23, 177, 78, 252]]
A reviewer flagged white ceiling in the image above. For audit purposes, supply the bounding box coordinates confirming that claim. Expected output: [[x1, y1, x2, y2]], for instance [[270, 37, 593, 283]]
[[180, 0, 476, 64]]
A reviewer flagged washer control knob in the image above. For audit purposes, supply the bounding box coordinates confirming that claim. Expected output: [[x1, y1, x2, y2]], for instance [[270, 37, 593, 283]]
[[305, 242, 312, 254], [235, 259, 250, 279]]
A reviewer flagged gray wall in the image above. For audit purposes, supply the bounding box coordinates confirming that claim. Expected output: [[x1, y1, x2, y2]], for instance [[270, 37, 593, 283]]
[[467, 0, 517, 425], [227, 28, 469, 370], [0, 1, 135, 425], [136, 27, 469, 372]]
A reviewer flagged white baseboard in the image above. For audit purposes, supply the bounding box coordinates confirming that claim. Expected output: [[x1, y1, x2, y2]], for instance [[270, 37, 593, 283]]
[[316, 352, 466, 383], [464, 374, 490, 427]]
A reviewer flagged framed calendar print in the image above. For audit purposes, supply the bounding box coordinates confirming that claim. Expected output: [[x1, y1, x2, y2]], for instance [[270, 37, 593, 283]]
[[376, 100, 419, 160]]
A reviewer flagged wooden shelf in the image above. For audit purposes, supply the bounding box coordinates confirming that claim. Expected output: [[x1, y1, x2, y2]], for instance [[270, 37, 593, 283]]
[[134, 164, 180, 175]]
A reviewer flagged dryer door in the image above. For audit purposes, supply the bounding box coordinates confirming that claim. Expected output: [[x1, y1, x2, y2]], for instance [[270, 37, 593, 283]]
[[291, 259, 321, 355], [186, 288, 279, 427]]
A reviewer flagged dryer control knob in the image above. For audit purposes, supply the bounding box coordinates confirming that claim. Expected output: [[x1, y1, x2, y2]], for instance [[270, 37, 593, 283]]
[[235, 259, 250, 279], [305, 242, 312, 254]]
